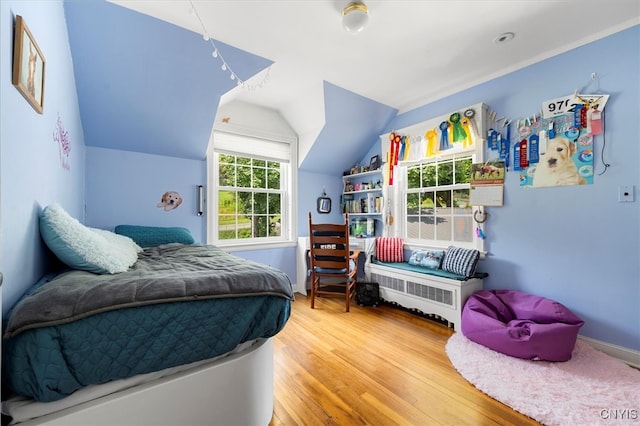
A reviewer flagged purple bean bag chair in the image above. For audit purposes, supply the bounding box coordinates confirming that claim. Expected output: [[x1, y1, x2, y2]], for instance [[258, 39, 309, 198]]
[[461, 290, 584, 361]]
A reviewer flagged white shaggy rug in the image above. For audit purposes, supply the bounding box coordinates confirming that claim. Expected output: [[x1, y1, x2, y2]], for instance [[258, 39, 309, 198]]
[[446, 332, 640, 426]]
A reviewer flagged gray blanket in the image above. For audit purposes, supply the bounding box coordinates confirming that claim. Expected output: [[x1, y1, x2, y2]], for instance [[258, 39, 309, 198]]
[[5, 244, 294, 338]]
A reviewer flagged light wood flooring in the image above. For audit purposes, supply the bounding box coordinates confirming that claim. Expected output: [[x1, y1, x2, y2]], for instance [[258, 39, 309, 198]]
[[270, 294, 541, 426]]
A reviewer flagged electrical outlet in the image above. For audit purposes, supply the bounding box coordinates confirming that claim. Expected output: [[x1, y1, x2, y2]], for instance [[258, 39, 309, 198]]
[[618, 186, 635, 203]]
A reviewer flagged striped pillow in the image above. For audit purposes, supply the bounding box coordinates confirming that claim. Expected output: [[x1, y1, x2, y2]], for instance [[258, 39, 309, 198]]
[[375, 237, 404, 262], [441, 246, 480, 277]]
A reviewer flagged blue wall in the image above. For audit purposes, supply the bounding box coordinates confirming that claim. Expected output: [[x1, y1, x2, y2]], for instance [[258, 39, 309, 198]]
[[1, 0, 86, 313], [384, 26, 640, 350], [84, 147, 206, 241]]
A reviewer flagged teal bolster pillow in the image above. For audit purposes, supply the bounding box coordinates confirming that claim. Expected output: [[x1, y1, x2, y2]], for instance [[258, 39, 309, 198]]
[[114, 225, 195, 247]]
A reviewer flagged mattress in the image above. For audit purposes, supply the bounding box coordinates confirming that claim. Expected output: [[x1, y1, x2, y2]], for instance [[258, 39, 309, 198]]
[[2, 244, 293, 403]]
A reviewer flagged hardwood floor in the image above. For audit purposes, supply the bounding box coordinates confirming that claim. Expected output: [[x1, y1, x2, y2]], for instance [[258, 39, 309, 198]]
[[270, 294, 541, 426]]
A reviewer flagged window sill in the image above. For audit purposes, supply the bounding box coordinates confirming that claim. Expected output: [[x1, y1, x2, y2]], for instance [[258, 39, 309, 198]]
[[215, 240, 297, 253]]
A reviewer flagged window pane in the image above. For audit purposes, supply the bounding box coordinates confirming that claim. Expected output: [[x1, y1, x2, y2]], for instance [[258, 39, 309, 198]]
[[237, 166, 251, 188], [268, 193, 281, 214], [218, 214, 237, 240], [238, 218, 252, 239], [219, 163, 236, 187], [255, 216, 268, 238], [435, 216, 451, 241], [454, 216, 473, 242], [420, 191, 434, 215], [407, 215, 420, 239], [267, 167, 280, 190], [252, 167, 266, 188], [219, 154, 235, 164], [453, 189, 471, 213], [407, 193, 419, 214], [254, 193, 267, 214], [237, 191, 252, 214], [237, 157, 251, 166], [252, 158, 266, 168], [437, 161, 453, 186], [420, 217, 435, 240], [421, 164, 436, 187], [218, 190, 236, 213], [435, 190, 451, 215], [407, 166, 420, 189], [455, 158, 472, 184], [269, 215, 281, 236]]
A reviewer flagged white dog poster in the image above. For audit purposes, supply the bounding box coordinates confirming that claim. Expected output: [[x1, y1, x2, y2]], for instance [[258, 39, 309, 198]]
[[518, 113, 593, 188]]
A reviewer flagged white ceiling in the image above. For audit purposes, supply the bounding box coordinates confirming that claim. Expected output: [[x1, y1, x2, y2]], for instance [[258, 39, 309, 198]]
[[111, 0, 639, 113]]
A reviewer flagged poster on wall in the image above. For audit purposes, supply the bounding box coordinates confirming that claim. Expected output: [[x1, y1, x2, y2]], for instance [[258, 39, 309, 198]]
[[517, 113, 593, 188]]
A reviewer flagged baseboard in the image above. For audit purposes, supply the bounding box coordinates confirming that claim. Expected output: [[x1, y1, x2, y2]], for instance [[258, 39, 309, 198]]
[[579, 335, 640, 368]]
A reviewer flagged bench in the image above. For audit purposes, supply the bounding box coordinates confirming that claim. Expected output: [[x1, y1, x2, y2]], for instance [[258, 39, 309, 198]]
[[365, 257, 486, 330]]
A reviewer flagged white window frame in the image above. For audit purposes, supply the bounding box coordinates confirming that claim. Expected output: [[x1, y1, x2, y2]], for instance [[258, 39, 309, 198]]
[[382, 103, 487, 253], [397, 148, 483, 251], [207, 131, 297, 251]]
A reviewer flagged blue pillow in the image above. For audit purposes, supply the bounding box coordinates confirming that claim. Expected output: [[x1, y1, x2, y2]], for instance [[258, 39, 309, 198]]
[[40, 204, 141, 274], [114, 225, 195, 247], [408, 249, 445, 269]]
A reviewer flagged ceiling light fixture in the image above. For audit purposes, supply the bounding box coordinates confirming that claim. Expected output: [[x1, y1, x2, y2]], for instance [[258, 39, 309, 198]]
[[342, 1, 369, 34]]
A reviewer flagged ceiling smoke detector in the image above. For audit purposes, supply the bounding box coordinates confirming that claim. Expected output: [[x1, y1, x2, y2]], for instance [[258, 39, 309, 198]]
[[494, 32, 515, 44], [342, 1, 369, 34]]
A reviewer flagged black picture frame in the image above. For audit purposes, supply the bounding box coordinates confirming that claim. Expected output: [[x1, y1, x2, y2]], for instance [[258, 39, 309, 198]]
[[369, 155, 380, 171], [317, 196, 331, 214]]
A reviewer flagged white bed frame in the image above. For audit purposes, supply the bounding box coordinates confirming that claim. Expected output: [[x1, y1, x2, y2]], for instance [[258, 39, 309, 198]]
[[12, 338, 274, 426]]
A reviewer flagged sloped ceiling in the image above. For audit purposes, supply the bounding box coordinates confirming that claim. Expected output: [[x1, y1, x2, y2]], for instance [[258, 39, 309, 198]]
[[64, 1, 272, 160], [66, 1, 639, 176]]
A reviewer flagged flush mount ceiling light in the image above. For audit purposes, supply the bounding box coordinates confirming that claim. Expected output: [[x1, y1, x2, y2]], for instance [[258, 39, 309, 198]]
[[342, 1, 369, 34]]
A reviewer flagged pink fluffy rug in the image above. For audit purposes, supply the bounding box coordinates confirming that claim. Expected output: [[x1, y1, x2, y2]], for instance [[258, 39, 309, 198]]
[[446, 332, 640, 426]]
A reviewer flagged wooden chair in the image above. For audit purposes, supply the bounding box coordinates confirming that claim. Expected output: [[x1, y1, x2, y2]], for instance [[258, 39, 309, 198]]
[[308, 212, 360, 312]]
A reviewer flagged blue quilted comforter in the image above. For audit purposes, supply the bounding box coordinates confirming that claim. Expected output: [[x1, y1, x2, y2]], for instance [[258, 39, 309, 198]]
[[2, 244, 293, 402]]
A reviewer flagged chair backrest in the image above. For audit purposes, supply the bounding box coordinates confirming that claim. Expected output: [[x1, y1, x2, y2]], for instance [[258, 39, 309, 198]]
[[308, 212, 351, 273]]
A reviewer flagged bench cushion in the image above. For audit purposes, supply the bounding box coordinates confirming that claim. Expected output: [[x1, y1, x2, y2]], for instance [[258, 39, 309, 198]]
[[371, 257, 488, 281]]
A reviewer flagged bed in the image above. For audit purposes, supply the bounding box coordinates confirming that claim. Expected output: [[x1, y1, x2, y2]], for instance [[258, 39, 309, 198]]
[[1, 204, 294, 425]]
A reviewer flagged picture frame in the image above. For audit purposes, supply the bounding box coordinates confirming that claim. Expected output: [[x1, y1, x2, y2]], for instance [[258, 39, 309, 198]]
[[317, 196, 332, 214], [369, 155, 380, 171], [12, 15, 45, 114]]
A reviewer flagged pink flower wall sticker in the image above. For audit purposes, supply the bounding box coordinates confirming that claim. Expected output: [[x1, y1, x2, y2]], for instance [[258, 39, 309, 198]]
[[53, 113, 70, 170]]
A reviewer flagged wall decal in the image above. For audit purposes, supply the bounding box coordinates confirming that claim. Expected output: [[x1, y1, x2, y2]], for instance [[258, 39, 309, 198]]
[[53, 113, 70, 170], [157, 191, 183, 211]]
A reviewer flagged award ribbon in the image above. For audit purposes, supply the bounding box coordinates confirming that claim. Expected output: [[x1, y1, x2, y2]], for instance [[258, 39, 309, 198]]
[[439, 121, 452, 150], [449, 112, 467, 144], [425, 128, 438, 157]]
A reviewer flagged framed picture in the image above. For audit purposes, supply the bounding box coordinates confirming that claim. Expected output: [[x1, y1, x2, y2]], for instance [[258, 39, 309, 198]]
[[12, 15, 45, 114], [369, 155, 380, 171], [317, 196, 331, 214]]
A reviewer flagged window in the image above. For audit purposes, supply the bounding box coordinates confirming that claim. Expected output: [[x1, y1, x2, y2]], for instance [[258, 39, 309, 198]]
[[404, 155, 475, 246], [208, 131, 296, 248]]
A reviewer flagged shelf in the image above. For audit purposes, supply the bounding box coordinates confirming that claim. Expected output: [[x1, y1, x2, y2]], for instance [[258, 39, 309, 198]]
[[343, 188, 382, 195], [346, 213, 381, 216], [343, 169, 382, 180]]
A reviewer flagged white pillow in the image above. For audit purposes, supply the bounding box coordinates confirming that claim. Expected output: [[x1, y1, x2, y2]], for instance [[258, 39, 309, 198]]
[[40, 203, 141, 274]]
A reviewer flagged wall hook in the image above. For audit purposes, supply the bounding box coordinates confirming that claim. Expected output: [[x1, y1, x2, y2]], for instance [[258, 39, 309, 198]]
[[473, 209, 488, 224]]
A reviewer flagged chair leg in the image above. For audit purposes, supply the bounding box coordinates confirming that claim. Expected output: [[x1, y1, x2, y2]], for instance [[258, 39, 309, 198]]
[[310, 275, 316, 309]]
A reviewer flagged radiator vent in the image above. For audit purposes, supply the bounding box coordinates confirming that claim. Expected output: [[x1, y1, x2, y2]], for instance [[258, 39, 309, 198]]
[[371, 272, 404, 291], [406, 281, 453, 306]]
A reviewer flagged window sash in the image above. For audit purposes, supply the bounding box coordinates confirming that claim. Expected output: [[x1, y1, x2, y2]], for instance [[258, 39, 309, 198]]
[[402, 153, 480, 249]]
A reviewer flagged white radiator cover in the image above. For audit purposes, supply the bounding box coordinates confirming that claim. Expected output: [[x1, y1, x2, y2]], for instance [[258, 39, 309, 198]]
[[366, 263, 484, 330]]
